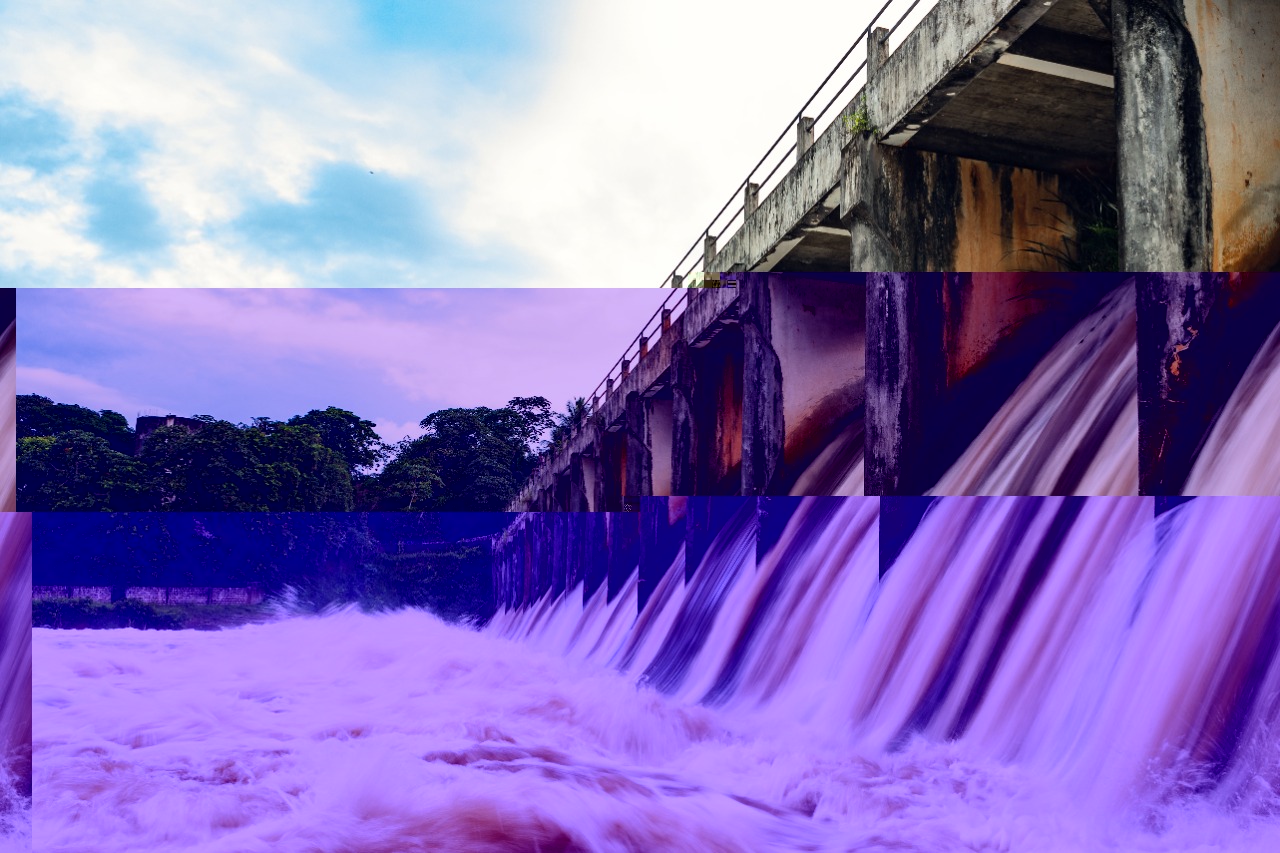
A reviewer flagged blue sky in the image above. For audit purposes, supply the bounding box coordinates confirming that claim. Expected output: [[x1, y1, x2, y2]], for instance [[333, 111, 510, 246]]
[[0, 0, 930, 289], [17, 287, 669, 444]]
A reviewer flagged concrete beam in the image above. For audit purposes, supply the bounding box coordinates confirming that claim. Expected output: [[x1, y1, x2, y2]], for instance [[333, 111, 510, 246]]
[[870, 0, 1058, 147]]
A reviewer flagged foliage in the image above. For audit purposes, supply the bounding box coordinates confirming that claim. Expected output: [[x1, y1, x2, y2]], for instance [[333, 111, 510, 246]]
[[18, 395, 553, 513], [17, 394, 134, 454], [548, 397, 590, 451], [1016, 172, 1120, 272], [17, 431, 148, 511], [842, 94, 876, 136]]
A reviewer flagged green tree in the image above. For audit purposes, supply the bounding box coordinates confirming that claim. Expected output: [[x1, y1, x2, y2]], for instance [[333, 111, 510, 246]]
[[287, 407, 386, 476], [394, 395, 552, 511], [17, 431, 148, 511], [17, 394, 134, 454]]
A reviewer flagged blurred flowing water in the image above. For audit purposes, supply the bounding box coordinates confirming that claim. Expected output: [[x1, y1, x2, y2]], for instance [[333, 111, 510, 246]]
[[1186, 320, 1280, 494], [928, 283, 1140, 495], [34, 498, 1280, 852], [0, 514, 31, 850]]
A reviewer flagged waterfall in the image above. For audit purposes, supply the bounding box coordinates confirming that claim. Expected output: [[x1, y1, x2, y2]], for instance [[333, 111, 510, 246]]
[[929, 282, 1139, 495], [1185, 320, 1280, 494]]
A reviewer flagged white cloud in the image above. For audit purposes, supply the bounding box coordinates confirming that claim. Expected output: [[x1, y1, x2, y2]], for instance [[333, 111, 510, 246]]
[[0, 0, 938, 288], [16, 365, 164, 416]]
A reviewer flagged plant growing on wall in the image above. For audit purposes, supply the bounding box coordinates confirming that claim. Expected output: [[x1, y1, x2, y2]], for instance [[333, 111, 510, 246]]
[[1015, 171, 1119, 272], [843, 94, 876, 136]]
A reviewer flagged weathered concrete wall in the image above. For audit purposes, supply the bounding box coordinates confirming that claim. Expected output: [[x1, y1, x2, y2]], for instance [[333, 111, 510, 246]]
[[761, 275, 866, 491], [844, 135, 1079, 272], [1113, 0, 1213, 272], [1184, 1, 1280, 271], [33, 586, 264, 605], [1135, 272, 1280, 494], [692, 329, 745, 496], [647, 398, 674, 496]]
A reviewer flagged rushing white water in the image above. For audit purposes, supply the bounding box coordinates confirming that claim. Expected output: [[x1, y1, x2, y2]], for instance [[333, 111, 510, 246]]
[[930, 283, 1139, 495], [787, 421, 865, 496], [34, 498, 1280, 851], [1185, 319, 1280, 494], [0, 514, 31, 850]]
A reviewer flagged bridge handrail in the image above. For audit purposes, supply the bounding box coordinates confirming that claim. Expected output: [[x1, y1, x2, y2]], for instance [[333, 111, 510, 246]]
[[528, 0, 929, 495]]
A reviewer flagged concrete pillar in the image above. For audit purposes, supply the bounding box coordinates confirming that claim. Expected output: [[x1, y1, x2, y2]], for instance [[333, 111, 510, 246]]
[[796, 116, 815, 159], [671, 339, 698, 495], [1136, 273, 1280, 494], [744, 182, 760, 216], [624, 392, 652, 504], [739, 274, 784, 495], [1113, 0, 1211, 271], [606, 511, 641, 601], [878, 496, 937, 577], [868, 26, 890, 76], [639, 497, 685, 612], [582, 510, 609, 602], [757, 496, 801, 564], [647, 397, 675, 496], [864, 274, 945, 495]]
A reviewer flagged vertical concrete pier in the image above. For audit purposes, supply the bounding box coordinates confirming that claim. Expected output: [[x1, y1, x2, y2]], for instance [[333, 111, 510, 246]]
[[1136, 273, 1280, 494]]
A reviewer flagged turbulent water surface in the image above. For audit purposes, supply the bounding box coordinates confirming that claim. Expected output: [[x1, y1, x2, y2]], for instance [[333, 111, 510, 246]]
[[34, 498, 1280, 852]]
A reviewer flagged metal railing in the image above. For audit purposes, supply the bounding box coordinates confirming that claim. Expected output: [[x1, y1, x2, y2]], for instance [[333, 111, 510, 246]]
[[526, 0, 934, 494]]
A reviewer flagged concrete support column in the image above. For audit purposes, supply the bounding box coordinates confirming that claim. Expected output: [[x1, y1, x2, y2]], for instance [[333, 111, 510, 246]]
[[606, 511, 641, 601], [670, 339, 698, 495], [582, 511, 609, 602], [1136, 273, 1280, 494], [740, 274, 784, 496], [1113, 0, 1211, 271], [865, 273, 945, 495], [639, 497, 686, 612], [878, 496, 937, 577], [624, 392, 652, 504], [757, 496, 801, 565]]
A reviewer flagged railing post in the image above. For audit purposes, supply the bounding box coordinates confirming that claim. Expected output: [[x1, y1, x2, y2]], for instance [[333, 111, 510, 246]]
[[638, 336, 649, 359], [661, 308, 672, 332], [621, 358, 630, 380], [796, 116, 815, 159], [671, 273, 683, 288], [744, 182, 760, 216], [869, 27, 890, 77], [606, 377, 614, 395], [703, 233, 717, 273]]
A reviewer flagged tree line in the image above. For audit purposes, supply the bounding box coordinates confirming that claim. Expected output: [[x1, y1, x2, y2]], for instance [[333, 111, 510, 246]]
[[17, 394, 587, 512], [34, 512, 510, 622]]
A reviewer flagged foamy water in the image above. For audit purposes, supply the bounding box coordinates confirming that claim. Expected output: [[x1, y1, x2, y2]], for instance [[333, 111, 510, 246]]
[[34, 498, 1280, 852]]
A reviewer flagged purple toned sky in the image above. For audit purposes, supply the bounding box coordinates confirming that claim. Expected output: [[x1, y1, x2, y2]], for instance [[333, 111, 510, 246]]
[[17, 287, 668, 443]]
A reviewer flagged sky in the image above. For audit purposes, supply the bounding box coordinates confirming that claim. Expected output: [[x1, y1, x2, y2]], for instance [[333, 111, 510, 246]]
[[0, 0, 936, 289], [16, 287, 669, 444]]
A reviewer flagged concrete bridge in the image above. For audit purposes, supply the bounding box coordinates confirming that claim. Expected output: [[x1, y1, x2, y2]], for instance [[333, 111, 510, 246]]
[[512, 0, 1279, 508], [514, 272, 1280, 505]]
